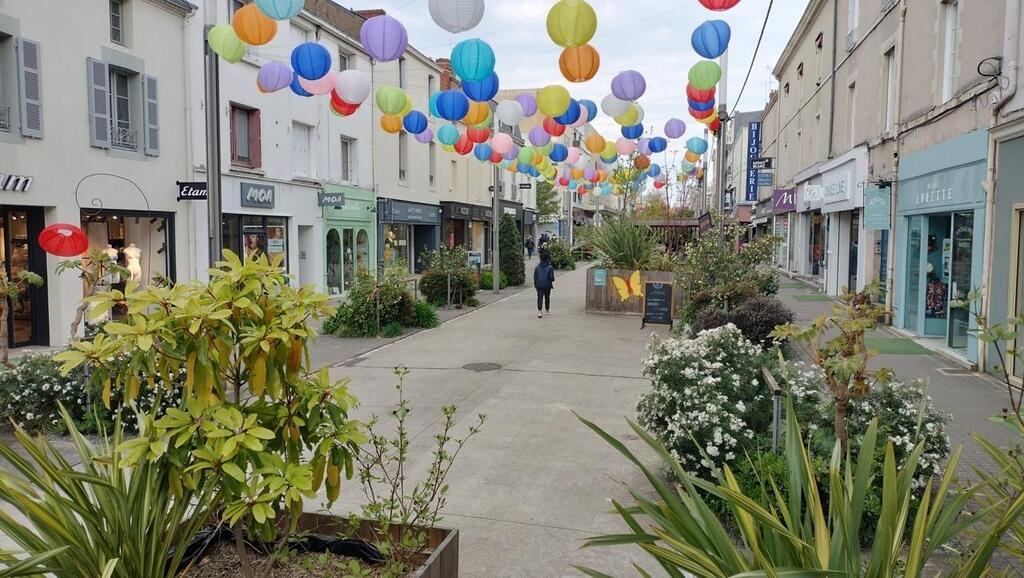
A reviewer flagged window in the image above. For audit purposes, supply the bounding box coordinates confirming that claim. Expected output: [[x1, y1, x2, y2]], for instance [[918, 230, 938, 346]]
[[847, 82, 856, 147], [429, 142, 437, 189], [428, 74, 437, 96], [223, 214, 288, 270], [230, 104, 261, 168], [292, 122, 311, 177], [398, 131, 408, 181], [848, 0, 860, 32], [884, 48, 896, 134], [941, 0, 959, 101], [340, 136, 354, 183], [229, 0, 246, 19], [399, 57, 407, 88], [110, 0, 124, 44], [110, 69, 134, 149], [0, 34, 15, 133], [337, 50, 349, 72]]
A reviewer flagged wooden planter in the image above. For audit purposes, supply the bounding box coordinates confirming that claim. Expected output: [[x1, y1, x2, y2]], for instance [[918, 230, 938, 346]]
[[294, 513, 459, 578], [584, 267, 685, 316]]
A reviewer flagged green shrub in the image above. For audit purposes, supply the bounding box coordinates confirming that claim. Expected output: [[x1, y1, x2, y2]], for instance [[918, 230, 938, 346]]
[[499, 214, 525, 286], [693, 296, 795, 346], [583, 215, 662, 270], [323, 265, 416, 336], [419, 246, 478, 307], [413, 301, 440, 329], [547, 238, 576, 270], [478, 270, 508, 290], [466, 296, 481, 307], [382, 322, 405, 338]]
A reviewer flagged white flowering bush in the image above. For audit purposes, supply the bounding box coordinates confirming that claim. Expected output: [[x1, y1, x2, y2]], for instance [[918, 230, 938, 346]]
[[637, 324, 774, 476]]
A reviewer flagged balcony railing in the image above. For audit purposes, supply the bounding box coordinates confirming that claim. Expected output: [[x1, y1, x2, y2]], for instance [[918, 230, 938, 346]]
[[111, 124, 137, 150], [846, 28, 859, 51], [0, 105, 10, 133]]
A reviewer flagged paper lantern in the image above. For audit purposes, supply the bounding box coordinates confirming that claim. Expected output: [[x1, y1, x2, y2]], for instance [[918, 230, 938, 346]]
[[689, 97, 716, 111], [637, 138, 651, 156], [648, 137, 668, 153], [517, 147, 534, 166], [543, 117, 566, 137], [360, 15, 408, 62], [680, 160, 696, 172], [576, 99, 597, 122], [601, 94, 630, 118], [496, 100, 523, 126], [685, 150, 701, 163], [451, 38, 495, 82], [664, 118, 686, 139], [697, 108, 719, 125], [653, 180, 666, 190], [490, 150, 503, 163], [208, 25, 246, 63], [436, 90, 470, 121], [687, 84, 716, 102], [463, 101, 490, 125], [688, 61, 722, 90], [298, 70, 336, 95], [403, 110, 428, 134], [415, 128, 434, 144], [428, 0, 486, 34], [614, 104, 640, 126], [467, 126, 491, 143], [463, 72, 500, 102], [559, 44, 600, 83], [571, 104, 591, 128], [554, 99, 581, 125], [621, 123, 643, 139], [708, 117, 721, 133], [537, 85, 571, 117], [255, 0, 303, 20], [601, 141, 616, 159], [634, 155, 650, 170], [330, 94, 359, 116], [375, 86, 406, 115], [503, 144, 520, 161], [454, 135, 474, 155], [549, 143, 569, 162], [547, 0, 597, 48], [473, 109, 493, 129], [570, 167, 585, 180], [558, 177, 570, 187], [491, 133, 514, 154], [566, 147, 581, 164], [38, 223, 88, 257], [336, 70, 371, 104], [699, 0, 741, 10], [689, 105, 716, 120], [529, 125, 551, 147], [290, 75, 313, 97], [692, 20, 731, 59], [516, 93, 538, 117], [687, 137, 709, 154], [611, 70, 646, 101], [233, 4, 277, 45], [649, 164, 662, 177], [257, 62, 293, 93], [585, 133, 606, 154], [291, 43, 331, 80], [615, 137, 636, 155], [380, 114, 402, 134], [474, 143, 493, 161], [437, 124, 460, 146]]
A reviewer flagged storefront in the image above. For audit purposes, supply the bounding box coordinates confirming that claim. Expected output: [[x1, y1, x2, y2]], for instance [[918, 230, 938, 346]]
[[321, 184, 375, 295], [441, 202, 492, 263], [818, 146, 869, 295], [524, 210, 538, 244], [0, 206, 48, 347], [772, 189, 796, 271], [378, 198, 441, 273], [893, 130, 987, 363]]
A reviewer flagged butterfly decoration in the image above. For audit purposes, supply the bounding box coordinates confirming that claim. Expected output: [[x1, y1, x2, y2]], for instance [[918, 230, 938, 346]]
[[612, 270, 644, 302]]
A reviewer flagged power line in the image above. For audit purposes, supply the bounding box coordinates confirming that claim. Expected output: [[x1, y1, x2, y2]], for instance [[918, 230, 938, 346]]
[[730, 0, 774, 113]]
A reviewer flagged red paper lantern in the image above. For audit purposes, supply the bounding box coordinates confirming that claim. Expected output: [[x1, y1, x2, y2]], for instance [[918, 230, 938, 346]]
[[467, 127, 490, 144], [698, 0, 741, 10], [558, 177, 570, 187], [489, 151, 503, 163], [577, 185, 586, 194], [686, 84, 716, 102], [331, 91, 360, 116], [38, 223, 89, 257], [653, 181, 666, 189], [542, 117, 567, 137], [454, 135, 474, 155], [708, 117, 721, 134]]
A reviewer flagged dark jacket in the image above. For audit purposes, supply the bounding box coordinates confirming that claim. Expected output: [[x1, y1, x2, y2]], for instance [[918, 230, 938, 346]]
[[534, 261, 555, 290]]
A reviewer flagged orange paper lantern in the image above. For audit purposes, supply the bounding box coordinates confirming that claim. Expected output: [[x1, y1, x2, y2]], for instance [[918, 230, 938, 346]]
[[233, 4, 278, 46], [570, 167, 585, 180], [380, 114, 403, 133], [685, 150, 701, 162], [463, 101, 490, 125], [585, 133, 606, 154], [634, 155, 651, 170], [559, 44, 600, 83]]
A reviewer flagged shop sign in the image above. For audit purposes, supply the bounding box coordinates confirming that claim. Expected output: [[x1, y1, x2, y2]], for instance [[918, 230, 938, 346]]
[[593, 268, 607, 287], [384, 199, 440, 223], [503, 207, 517, 216], [745, 122, 762, 203], [751, 157, 774, 170], [317, 192, 345, 208], [0, 173, 33, 192], [773, 189, 796, 214], [757, 172, 774, 187], [176, 181, 207, 201], [864, 188, 891, 230], [821, 172, 853, 204], [898, 160, 987, 213], [803, 184, 824, 202], [240, 182, 275, 209]]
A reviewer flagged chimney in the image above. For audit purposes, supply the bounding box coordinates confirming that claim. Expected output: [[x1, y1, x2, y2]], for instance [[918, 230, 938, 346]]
[[436, 58, 455, 90]]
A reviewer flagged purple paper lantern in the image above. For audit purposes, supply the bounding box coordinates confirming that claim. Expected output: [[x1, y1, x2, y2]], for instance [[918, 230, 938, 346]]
[[611, 70, 646, 101], [529, 125, 551, 147], [638, 137, 651, 156], [516, 92, 538, 117], [503, 144, 519, 161], [257, 61, 293, 93], [360, 15, 408, 63], [665, 118, 687, 139], [415, 127, 434, 144]]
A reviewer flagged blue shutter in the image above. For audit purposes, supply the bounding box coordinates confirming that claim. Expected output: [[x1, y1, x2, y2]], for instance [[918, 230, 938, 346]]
[[17, 38, 42, 138], [87, 58, 110, 148], [143, 75, 159, 156]]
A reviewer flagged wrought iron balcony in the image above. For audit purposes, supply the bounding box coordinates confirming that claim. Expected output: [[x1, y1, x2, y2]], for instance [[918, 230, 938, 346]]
[[0, 105, 10, 132], [111, 124, 137, 150]]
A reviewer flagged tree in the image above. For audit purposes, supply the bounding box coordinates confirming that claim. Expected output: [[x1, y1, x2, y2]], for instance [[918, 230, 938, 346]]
[[0, 270, 42, 364], [55, 249, 130, 340], [635, 195, 695, 220], [536, 180, 561, 222], [499, 214, 525, 286], [609, 153, 648, 211]]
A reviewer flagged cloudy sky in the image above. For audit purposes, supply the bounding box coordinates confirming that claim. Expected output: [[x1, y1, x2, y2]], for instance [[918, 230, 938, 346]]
[[337, 0, 810, 150]]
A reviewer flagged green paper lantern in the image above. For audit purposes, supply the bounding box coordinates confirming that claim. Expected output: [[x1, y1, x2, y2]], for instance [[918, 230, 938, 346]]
[[518, 146, 535, 166], [547, 0, 597, 48], [375, 86, 407, 115], [537, 85, 571, 117], [208, 24, 246, 64], [688, 61, 723, 91]]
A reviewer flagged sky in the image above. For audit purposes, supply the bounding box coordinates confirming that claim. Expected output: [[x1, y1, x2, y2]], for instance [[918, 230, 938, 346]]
[[335, 0, 811, 152]]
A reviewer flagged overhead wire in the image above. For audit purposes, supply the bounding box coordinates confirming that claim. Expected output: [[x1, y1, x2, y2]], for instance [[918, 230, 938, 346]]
[[729, 0, 774, 113]]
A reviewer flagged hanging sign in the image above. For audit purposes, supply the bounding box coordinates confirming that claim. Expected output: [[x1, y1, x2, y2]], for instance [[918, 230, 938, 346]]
[[745, 122, 762, 203], [864, 188, 891, 230], [750, 157, 774, 170], [773, 189, 796, 214], [177, 181, 208, 201]]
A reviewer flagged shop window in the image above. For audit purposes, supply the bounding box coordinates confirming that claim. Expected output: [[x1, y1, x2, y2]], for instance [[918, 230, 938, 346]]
[[382, 224, 409, 268], [222, 214, 288, 269], [342, 229, 355, 291], [326, 229, 341, 294], [355, 229, 369, 275], [230, 104, 261, 168], [110, 0, 125, 45]]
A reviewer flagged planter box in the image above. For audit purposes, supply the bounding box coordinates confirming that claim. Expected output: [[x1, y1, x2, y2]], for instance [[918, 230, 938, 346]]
[[585, 267, 685, 316]]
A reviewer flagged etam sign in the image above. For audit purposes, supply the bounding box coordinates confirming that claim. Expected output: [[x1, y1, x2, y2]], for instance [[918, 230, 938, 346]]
[[0, 173, 33, 192], [240, 182, 275, 209]]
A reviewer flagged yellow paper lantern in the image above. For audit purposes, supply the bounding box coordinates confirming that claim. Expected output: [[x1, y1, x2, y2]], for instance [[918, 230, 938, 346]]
[[232, 4, 277, 46], [507, 161, 519, 172], [532, 151, 544, 165], [380, 114, 403, 133], [614, 104, 639, 126], [208, 24, 247, 63], [571, 167, 585, 180], [585, 133, 606, 154], [463, 101, 490, 125], [473, 109, 493, 129], [601, 141, 616, 158], [537, 85, 571, 117], [547, 0, 598, 48], [685, 150, 701, 163], [442, 144, 456, 153]]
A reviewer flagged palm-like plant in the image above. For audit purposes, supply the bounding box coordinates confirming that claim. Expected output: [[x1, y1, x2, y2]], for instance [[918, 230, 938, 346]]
[[585, 216, 663, 271], [575, 404, 1024, 577]]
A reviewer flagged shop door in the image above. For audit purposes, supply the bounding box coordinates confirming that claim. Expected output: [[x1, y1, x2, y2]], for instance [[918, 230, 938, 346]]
[[947, 212, 974, 351], [1014, 210, 1024, 381], [342, 229, 355, 291], [0, 208, 48, 347], [923, 214, 952, 337], [903, 216, 924, 332], [848, 212, 860, 292], [326, 229, 341, 294]]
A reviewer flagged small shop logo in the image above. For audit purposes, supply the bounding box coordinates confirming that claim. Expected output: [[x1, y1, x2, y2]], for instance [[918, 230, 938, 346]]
[[241, 182, 275, 208], [0, 173, 33, 192]]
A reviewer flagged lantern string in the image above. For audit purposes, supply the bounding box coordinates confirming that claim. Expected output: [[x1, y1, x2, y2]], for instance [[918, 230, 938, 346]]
[[729, 0, 774, 114]]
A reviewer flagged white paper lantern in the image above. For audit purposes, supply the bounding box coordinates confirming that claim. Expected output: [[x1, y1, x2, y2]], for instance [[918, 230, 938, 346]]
[[496, 99, 524, 126], [336, 70, 371, 104], [428, 0, 486, 34], [601, 93, 630, 118]]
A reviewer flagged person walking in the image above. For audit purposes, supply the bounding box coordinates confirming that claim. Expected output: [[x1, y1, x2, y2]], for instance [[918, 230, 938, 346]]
[[525, 237, 535, 259], [534, 252, 555, 318]]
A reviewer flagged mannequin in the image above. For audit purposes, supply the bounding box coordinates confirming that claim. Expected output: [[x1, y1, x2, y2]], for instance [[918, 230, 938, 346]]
[[123, 243, 143, 282], [102, 244, 119, 285]]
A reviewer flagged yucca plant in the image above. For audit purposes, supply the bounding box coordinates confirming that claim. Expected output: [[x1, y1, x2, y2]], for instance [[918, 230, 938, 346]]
[[0, 407, 214, 578], [574, 402, 1024, 577], [585, 216, 663, 271]]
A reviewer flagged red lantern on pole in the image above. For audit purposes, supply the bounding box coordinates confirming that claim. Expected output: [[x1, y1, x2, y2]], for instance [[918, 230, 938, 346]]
[[689, 106, 716, 120], [686, 84, 716, 102], [542, 117, 567, 137], [38, 223, 89, 257], [467, 126, 490, 144], [330, 91, 360, 116], [709, 117, 721, 134], [698, 0, 741, 10], [454, 135, 474, 155]]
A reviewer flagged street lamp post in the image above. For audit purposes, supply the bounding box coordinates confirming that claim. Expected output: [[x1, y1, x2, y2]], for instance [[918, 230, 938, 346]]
[[203, 24, 223, 267]]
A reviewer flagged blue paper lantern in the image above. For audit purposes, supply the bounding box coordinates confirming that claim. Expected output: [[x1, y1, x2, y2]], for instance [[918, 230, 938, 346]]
[[451, 38, 495, 82], [403, 110, 428, 134], [290, 75, 313, 97], [648, 164, 662, 177], [436, 90, 470, 121], [549, 143, 569, 162], [554, 99, 581, 125], [291, 42, 332, 81], [463, 72, 500, 102], [692, 20, 731, 60], [649, 137, 668, 153], [474, 143, 493, 161], [688, 97, 716, 112], [428, 92, 441, 117], [601, 154, 617, 164], [687, 137, 709, 154], [255, 0, 303, 20], [438, 125, 461, 146], [621, 124, 643, 139], [579, 99, 598, 122]]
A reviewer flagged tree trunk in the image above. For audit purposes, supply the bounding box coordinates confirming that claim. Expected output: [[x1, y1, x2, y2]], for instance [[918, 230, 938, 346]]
[[0, 302, 8, 366], [835, 396, 849, 451]]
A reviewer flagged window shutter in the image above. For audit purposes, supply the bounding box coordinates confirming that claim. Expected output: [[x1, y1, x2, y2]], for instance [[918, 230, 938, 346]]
[[17, 38, 43, 138], [143, 75, 159, 156], [250, 109, 262, 168], [87, 58, 110, 148]]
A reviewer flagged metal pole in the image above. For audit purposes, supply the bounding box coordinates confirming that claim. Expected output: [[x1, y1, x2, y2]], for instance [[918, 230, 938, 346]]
[[492, 164, 500, 294], [203, 25, 222, 266]]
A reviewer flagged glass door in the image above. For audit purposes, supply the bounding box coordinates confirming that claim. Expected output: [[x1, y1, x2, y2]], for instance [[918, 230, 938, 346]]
[[342, 229, 354, 291], [947, 211, 974, 351], [848, 212, 860, 292], [924, 214, 952, 337], [903, 216, 923, 332], [6, 211, 32, 346], [1014, 210, 1024, 380], [326, 229, 341, 294]]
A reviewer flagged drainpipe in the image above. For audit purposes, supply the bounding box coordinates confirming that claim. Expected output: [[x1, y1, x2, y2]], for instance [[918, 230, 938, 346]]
[[827, 0, 839, 159], [884, 0, 908, 321], [980, 0, 1021, 372], [182, 7, 197, 280]]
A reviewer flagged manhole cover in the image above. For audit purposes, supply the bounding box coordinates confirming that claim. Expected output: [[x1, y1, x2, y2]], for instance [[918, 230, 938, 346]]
[[463, 363, 502, 372]]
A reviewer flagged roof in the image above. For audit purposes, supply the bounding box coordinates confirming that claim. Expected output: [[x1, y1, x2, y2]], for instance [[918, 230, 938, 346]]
[[155, 0, 197, 14]]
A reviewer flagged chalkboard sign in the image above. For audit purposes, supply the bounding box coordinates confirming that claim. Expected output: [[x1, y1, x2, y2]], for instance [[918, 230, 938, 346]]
[[642, 283, 674, 329]]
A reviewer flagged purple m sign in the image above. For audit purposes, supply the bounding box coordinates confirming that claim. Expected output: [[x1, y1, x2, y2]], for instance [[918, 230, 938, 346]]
[[773, 189, 796, 214]]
